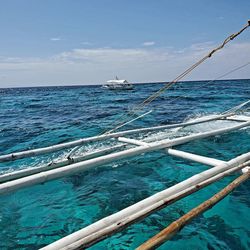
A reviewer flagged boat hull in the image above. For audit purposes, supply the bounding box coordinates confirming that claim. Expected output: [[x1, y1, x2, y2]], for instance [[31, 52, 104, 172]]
[[102, 84, 134, 90]]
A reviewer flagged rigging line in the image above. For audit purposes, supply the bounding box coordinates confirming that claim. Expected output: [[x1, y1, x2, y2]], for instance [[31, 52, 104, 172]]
[[102, 21, 250, 134], [101, 82, 174, 135], [104, 24, 250, 134], [106, 110, 152, 134], [139, 20, 250, 106], [107, 66, 248, 137], [209, 61, 250, 82], [105, 60, 250, 136], [103, 58, 210, 134], [152, 61, 250, 113]]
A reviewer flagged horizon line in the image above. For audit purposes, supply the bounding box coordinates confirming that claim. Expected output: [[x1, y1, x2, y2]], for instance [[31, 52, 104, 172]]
[[0, 77, 249, 89]]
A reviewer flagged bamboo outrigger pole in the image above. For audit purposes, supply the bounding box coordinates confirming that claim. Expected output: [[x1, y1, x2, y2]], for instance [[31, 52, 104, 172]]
[[58, 162, 250, 250], [0, 114, 230, 163], [1, 120, 250, 196], [41, 155, 250, 250], [60, 163, 250, 250], [0, 144, 126, 184], [136, 170, 250, 250]]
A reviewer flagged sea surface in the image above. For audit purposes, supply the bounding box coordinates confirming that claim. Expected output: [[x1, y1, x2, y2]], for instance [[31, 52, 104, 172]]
[[0, 79, 250, 250]]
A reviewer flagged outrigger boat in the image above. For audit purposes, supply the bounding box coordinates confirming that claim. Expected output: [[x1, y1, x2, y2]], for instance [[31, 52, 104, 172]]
[[0, 20, 249, 250], [0, 100, 249, 250]]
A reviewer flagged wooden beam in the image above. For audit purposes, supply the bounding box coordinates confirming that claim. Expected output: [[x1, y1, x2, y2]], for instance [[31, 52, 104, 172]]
[[136, 171, 250, 250]]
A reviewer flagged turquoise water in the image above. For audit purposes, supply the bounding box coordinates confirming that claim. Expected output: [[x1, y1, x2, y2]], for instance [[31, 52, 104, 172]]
[[0, 79, 250, 250]]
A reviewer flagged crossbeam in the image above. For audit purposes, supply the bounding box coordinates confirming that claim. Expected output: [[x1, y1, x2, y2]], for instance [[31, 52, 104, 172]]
[[0, 113, 231, 163], [0, 120, 249, 196], [118, 138, 226, 167], [167, 149, 225, 166]]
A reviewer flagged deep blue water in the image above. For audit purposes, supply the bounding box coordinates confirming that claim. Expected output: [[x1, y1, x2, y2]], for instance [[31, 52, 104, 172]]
[[0, 79, 250, 250]]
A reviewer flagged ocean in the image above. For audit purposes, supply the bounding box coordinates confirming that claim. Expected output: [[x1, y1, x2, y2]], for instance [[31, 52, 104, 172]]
[[0, 79, 250, 250]]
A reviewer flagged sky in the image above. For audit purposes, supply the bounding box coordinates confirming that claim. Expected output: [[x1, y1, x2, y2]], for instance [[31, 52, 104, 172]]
[[0, 0, 249, 87]]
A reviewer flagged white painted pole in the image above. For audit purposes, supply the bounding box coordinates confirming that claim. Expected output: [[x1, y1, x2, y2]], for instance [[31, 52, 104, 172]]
[[0, 120, 249, 195], [0, 144, 126, 184], [64, 161, 250, 250], [41, 155, 250, 250], [242, 166, 250, 173], [136, 171, 250, 250], [222, 99, 250, 115], [118, 141, 226, 167], [0, 113, 230, 163], [225, 115, 250, 122], [167, 149, 225, 166], [118, 137, 150, 146]]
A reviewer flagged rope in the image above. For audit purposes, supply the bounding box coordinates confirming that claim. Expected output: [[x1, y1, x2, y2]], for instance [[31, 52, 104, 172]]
[[159, 61, 250, 114], [106, 110, 152, 134], [105, 61, 250, 135], [102, 20, 250, 134]]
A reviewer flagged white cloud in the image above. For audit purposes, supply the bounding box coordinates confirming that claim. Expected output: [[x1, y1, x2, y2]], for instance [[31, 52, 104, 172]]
[[50, 37, 61, 41], [142, 41, 155, 46], [81, 41, 93, 46], [189, 41, 214, 51], [55, 47, 169, 64], [0, 42, 249, 87]]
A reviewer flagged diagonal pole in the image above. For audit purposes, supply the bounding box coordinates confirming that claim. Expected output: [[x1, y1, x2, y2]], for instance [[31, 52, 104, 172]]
[[136, 170, 250, 250]]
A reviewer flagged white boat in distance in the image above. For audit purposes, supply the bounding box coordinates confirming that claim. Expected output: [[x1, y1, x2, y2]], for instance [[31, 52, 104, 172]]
[[102, 76, 134, 90]]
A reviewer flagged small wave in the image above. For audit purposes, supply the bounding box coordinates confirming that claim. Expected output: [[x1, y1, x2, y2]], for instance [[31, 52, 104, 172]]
[[24, 104, 45, 109]]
